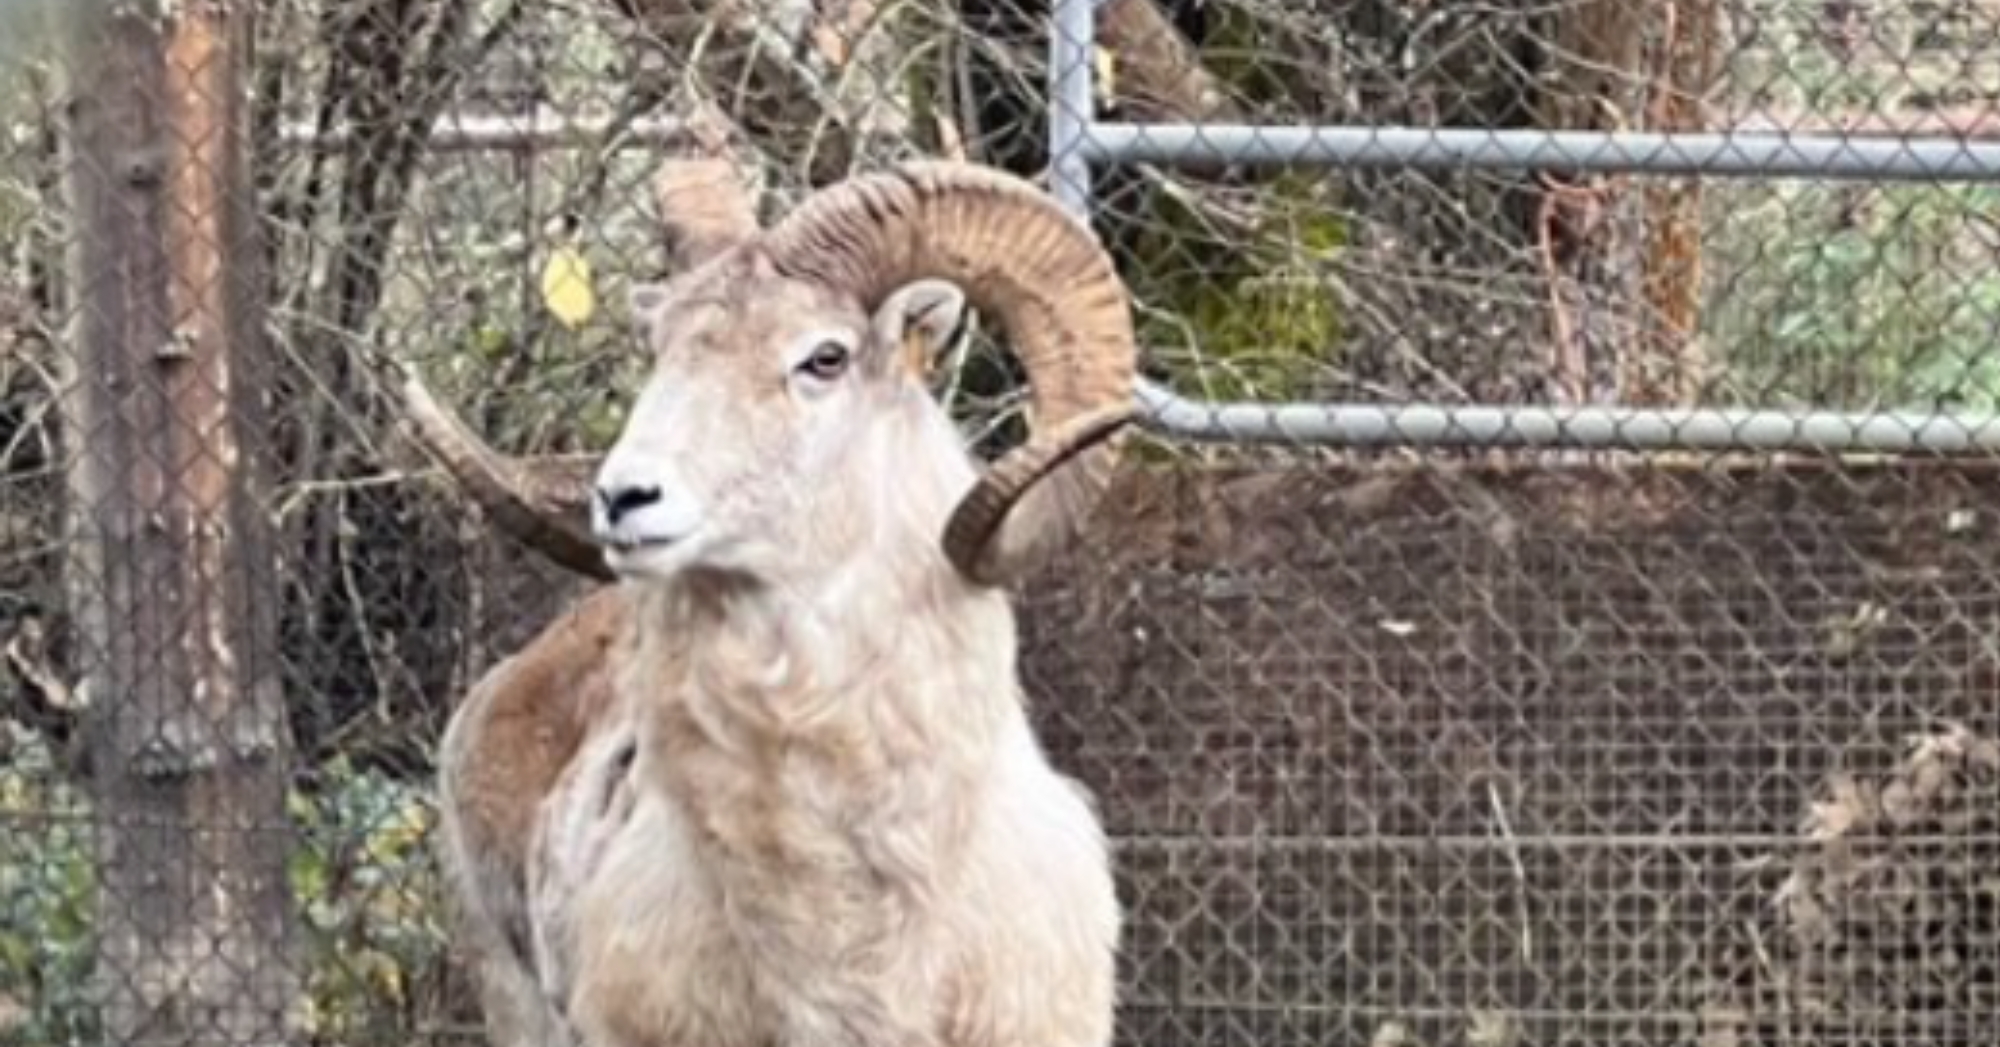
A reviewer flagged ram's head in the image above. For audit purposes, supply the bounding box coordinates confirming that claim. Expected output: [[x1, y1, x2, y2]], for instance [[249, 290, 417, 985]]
[[404, 159, 1138, 591]]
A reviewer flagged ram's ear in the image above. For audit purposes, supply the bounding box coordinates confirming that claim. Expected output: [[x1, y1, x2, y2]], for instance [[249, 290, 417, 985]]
[[870, 279, 968, 379]]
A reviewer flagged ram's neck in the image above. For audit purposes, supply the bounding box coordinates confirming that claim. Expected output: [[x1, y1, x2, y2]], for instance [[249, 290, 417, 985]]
[[620, 564, 1020, 914]]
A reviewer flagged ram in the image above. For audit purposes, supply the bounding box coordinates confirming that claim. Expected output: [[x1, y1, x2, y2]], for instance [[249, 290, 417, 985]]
[[405, 157, 1140, 1047]]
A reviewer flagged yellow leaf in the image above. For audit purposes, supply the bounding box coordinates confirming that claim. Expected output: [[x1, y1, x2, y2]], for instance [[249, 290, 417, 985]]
[[540, 245, 596, 329], [370, 799, 431, 856]]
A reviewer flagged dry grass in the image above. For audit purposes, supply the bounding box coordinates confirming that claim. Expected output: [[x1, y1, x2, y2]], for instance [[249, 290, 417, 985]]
[[1707, 723, 2000, 1045]]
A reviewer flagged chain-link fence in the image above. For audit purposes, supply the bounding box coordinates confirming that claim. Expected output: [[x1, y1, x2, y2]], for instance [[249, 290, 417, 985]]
[[2, 0, 1998, 1045]]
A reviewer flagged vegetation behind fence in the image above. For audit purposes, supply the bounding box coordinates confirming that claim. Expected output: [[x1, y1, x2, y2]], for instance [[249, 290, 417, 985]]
[[3, 1, 1999, 1044]]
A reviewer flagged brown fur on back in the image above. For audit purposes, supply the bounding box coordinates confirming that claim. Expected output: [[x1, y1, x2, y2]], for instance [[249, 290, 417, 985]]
[[445, 586, 626, 888], [436, 585, 630, 1045]]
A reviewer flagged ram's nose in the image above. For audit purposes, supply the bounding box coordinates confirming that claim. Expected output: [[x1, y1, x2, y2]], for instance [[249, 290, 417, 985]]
[[589, 456, 703, 554], [595, 483, 663, 528]]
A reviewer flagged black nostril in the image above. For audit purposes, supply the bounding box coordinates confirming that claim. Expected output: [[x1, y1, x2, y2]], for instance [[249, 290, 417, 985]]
[[596, 484, 662, 526]]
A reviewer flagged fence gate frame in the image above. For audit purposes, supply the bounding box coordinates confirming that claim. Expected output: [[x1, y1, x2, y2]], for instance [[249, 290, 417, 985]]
[[1046, 0, 2000, 456]]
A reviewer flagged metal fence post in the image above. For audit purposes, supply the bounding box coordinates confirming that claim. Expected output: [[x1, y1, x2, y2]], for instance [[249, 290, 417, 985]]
[[1049, 0, 1099, 217]]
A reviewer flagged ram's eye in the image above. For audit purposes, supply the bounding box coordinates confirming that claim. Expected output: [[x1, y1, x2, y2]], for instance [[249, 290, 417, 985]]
[[798, 341, 851, 381]]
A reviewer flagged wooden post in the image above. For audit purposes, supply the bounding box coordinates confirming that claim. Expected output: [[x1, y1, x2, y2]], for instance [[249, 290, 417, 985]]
[[58, 1, 298, 1043]]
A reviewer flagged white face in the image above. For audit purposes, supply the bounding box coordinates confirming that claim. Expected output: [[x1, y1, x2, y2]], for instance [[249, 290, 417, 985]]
[[590, 257, 974, 587]]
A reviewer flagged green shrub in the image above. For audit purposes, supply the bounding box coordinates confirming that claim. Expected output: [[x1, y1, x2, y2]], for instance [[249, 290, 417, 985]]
[[0, 733, 460, 1047]]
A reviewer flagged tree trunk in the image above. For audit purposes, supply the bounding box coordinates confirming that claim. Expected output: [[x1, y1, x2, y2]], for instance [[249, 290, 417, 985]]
[[1330, 0, 1672, 406], [1535, 0, 1649, 405], [1539, 0, 1718, 406], [1095, 0, 1238, 124], [1637, 0, 1719, 405], [58, 3, 300, 1044]]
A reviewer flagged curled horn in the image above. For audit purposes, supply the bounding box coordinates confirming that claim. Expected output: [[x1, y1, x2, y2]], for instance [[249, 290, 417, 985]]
[[398, 376, 613, 581], [762, 162, 1138, 586]]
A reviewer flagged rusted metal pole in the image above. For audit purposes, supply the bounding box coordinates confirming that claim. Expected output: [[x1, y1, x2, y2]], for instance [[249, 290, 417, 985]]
[[58, 1, 298, 1042]]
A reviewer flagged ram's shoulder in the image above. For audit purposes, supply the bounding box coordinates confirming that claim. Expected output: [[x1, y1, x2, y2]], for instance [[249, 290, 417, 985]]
[[439, 586, 633, 868]]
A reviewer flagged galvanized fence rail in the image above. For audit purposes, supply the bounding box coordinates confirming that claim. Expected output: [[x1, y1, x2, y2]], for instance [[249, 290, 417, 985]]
[[1049, 0, 2000, 453]]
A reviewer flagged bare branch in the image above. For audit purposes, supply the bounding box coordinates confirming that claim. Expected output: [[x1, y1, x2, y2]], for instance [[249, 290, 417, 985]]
[[4, 616, 79, 718]]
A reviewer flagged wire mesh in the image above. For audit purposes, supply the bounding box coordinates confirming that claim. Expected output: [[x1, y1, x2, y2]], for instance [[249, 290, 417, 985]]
[[0, 1, 1996, 1046]]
